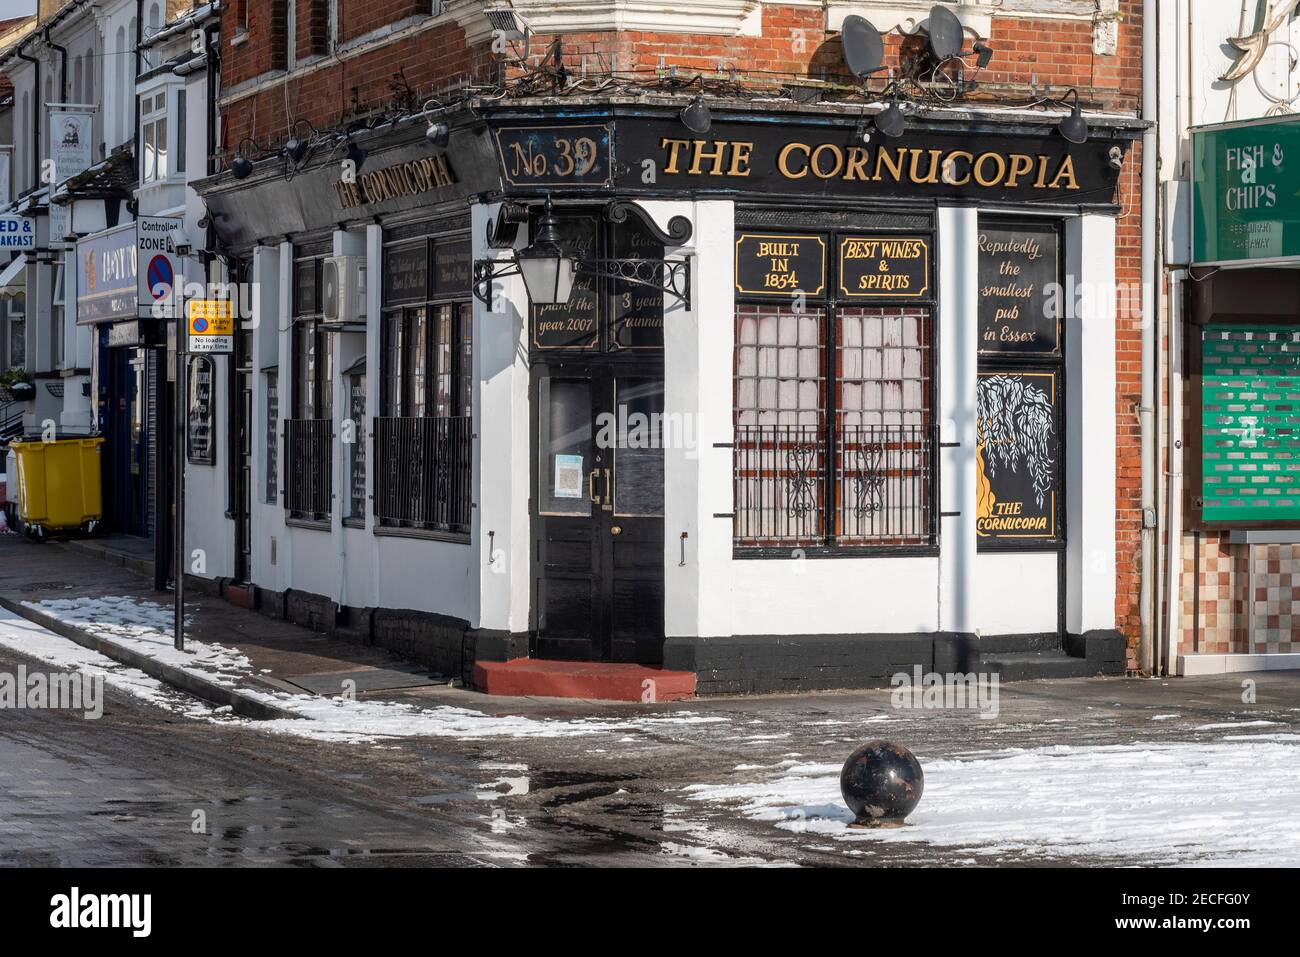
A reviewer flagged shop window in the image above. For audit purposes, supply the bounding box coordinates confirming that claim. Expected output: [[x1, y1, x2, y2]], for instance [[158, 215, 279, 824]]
[[9, 298, 25, 367], [286, 254, 333, 522], [265, 370, 279, 505], [732, 227, 936, 553], [346, 366, 366, 525], [734, 304, 933, 550], [51, 262, 66, 369], [376, 235, 472, 536], [140, 90, 169, 183]]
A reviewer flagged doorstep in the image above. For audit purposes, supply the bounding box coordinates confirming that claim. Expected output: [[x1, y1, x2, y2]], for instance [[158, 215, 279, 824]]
[[1177, 653, 1300, 676], [473, 659, 696, 702]]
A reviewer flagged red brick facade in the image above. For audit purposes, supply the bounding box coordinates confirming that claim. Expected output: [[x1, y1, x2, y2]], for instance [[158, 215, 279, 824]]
[[217, 1, 1146, 666]]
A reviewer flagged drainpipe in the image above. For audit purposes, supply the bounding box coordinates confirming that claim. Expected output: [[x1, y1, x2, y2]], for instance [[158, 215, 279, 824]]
[[1139, 0, 1158, 675], [133, 0, 143, 153], [15, 47, 40, 193], [45, 28, 68, 104], [1163, 268, 1187, 677]]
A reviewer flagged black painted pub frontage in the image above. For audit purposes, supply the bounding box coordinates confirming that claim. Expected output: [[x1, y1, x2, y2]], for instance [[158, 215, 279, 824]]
[[192, 97, 1139, 693]]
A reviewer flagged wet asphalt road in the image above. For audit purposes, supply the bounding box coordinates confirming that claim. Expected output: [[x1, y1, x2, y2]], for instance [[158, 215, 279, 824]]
[[3, 641, 1300, 867]]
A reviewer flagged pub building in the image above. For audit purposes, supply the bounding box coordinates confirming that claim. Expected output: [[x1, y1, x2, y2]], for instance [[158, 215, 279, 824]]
[[193, 96, 1140, 695]]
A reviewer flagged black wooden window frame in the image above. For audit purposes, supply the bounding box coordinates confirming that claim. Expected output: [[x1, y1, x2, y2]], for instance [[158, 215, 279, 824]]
[[286, 250, 334, 523], [376, 233, 473, 537], [733, 228, 938, 559]]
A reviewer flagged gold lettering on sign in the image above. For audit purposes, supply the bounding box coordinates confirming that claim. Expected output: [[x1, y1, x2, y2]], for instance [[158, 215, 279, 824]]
[[335, 154, 459, 209], [657, 139, 1085, 193]]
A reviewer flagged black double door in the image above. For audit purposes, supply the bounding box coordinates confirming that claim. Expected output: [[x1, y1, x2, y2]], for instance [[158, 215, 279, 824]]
[[532, 359, 665, 663]]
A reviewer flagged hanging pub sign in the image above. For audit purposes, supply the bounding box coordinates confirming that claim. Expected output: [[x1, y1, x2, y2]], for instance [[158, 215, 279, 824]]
[[187, 356, 216, 466], [977, 221, 1061, 357], [532, 212, 601, 351], [976, 370, 1061, 544], [734, 233, 826, 298], [610, 219, 665, 350], [495, 124, 613, 189], [839, 235, 930, 299]]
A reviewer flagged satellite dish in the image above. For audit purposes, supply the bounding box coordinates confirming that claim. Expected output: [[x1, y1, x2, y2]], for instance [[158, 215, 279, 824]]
[[842, 15, 885, 78], [926, 5, 964, 61]]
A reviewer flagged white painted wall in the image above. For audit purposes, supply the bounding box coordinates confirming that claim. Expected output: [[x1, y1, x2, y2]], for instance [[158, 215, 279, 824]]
[[473, 201, 530, 633], [975, 552, 1059, 634], [1065, 214, 1118, 634], [938, 204, 979, 635]]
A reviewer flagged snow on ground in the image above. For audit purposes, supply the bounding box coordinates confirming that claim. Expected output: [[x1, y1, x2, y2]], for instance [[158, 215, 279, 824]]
[[684, 738, 1300, 866], [0, 599, 728, 744]]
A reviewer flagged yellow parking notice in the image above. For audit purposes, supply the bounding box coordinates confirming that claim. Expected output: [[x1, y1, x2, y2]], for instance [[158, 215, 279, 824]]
[[186, 300, 235, 353]]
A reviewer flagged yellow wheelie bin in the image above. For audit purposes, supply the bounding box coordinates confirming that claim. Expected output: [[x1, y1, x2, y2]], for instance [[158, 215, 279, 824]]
[[8, 436, 105, 542]]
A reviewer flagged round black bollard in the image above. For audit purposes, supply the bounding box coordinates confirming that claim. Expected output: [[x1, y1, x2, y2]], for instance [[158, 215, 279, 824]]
[[840, 740, 924, 828]]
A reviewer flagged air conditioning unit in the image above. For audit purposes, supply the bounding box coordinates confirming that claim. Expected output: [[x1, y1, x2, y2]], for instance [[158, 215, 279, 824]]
[[322, 255, 367, 329]]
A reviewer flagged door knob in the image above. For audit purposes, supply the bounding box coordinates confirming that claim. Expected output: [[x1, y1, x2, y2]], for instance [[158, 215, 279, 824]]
[[610, 525, 623, 536]]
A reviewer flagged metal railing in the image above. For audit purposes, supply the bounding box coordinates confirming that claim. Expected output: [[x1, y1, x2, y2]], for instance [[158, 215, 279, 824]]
[[284, 418, 333, 521], [373, 415, 471, 534], [734, 421, 932, 548]]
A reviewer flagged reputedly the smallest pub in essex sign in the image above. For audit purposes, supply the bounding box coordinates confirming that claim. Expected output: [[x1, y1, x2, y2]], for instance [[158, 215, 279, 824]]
[[1191, 115, 1300, 267]]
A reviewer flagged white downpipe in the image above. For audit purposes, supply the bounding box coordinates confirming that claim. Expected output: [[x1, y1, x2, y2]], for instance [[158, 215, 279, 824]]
[[1139, 0, 1159, 674], [1163, 269, 1186, 677]]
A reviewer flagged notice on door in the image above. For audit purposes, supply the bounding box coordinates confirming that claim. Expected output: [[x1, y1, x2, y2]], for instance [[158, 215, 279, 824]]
[[977, 222, 1061, 357], [554, 454, 585, 499]]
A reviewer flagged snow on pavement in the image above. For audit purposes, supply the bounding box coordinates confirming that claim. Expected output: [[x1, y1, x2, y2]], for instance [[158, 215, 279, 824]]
[[0, 599, 728, 744], [684, 738, 1300, 866]]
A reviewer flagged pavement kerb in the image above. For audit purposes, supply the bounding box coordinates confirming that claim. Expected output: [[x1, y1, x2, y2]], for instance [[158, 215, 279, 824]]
[[0, 595, 300, 721]]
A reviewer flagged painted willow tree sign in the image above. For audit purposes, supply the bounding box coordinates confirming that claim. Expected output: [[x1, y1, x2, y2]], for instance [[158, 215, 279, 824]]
[[978, 221, 1061, 357], [976, 371, 1061, 543]]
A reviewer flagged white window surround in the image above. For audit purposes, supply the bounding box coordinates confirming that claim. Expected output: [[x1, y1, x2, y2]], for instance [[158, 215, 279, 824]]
[[137, 81, 184, 189]]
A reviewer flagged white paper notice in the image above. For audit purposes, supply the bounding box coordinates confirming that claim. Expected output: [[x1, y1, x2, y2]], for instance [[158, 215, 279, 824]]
[[554, 454, 584, 499]]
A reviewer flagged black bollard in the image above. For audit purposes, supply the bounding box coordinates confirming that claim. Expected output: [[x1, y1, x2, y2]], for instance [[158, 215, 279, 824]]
[[840, 740, 924, 828]]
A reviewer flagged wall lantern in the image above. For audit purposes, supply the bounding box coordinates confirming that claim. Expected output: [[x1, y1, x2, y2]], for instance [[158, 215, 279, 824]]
[[1057, 88, 1090, 144], [473, 199, 694, 310]]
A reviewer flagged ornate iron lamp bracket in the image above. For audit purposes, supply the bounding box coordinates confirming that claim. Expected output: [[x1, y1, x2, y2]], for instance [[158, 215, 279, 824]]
[[473, 199, 694, 308]]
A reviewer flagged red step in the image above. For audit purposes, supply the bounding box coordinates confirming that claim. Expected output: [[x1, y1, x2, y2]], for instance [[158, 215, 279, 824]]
[[473, 659, 696, 702]]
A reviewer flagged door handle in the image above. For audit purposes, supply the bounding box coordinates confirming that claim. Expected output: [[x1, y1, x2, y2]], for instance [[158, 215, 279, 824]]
[[588, 469, 601, 504], [602, 467, 613, 511]]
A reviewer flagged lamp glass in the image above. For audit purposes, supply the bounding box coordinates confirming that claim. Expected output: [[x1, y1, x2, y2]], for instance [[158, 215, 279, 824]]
[[517, 247, 576, 306]]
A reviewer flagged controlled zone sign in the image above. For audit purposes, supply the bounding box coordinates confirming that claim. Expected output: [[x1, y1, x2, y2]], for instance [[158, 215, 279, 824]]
[[138, 216, 183, 317], [186, 299, 234, 353]]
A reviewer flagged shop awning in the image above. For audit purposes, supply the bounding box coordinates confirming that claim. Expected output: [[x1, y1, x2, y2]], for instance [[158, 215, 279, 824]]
[[0, 255, 25, 300]]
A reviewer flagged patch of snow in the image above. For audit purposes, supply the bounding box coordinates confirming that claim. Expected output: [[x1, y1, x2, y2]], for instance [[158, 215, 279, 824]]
[[1193, 720, 1279, 731], [684, 739, 1300, 866], [4, 600, 731, 745]]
